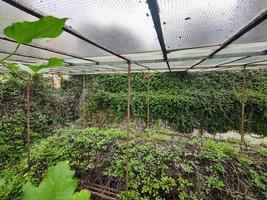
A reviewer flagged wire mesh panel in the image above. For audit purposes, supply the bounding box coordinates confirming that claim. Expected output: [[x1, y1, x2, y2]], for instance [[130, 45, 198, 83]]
[[15, 0, 161, 54], [158, 0, 267, 50]]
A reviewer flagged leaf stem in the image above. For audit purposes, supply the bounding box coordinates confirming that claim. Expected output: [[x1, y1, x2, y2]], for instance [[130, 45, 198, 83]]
[[0, 43, 21, 61], [0, 59, 27, 80]]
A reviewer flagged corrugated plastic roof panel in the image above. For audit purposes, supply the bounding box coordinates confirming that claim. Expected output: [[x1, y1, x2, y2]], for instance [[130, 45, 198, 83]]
[[0, 0, 266, 74], [158, 0, 267, 50], [15, 0, 161, 54], [0, 1, 116, 57]]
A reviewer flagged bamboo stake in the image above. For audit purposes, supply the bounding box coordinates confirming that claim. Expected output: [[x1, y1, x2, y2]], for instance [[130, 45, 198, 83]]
[[26, 75, 32, 171], [147, 70, 150, 129], [125, 62, 131, 199], [82, 74, 86, 128], [240, 65, 248, 143]]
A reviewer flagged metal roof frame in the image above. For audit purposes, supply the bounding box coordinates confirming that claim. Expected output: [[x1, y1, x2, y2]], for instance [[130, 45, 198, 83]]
[[147, 0, 171, 72], [186, 9, 267, 71], [0, 0, 266, 74], [1, 0, 157, 72]]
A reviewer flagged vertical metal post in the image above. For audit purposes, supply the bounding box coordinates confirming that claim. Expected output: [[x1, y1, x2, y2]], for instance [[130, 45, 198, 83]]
[[147, 70, 150, 128], [82, 74, 86, 128], [125, 62, 131, 199], [240, 65, 247, 143], [26, 75, 32, 171]]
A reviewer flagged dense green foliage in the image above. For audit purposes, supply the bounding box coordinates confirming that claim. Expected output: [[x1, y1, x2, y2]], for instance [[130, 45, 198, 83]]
[[63, 70, 267, 135], [0, 128, 266, 200], [0, 75, 66, 170]]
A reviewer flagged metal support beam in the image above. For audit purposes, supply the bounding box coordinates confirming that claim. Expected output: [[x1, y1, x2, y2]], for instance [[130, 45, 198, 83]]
[[82, 74, 86, 129], [125, 62, 131, 199], [203, 57, 267, 72], [147, 0, 171, 72], [0, 36, 98, 63], [240, 65, 248, 143], [72, 50, 267, 66], [187, 9, 267, 70], [1, 40, 130, 71], [146, 70, 150, 128], [2, 0, 129, 61]]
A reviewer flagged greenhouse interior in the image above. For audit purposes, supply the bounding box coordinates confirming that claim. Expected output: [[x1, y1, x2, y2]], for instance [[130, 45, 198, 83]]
[[0, 0, 267, 199]]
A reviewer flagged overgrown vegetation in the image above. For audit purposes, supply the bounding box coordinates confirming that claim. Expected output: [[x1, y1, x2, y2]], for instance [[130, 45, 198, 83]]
[[61, 70, 267, 135], [1, 11, 266, 200], [1, 128, 266, 200]]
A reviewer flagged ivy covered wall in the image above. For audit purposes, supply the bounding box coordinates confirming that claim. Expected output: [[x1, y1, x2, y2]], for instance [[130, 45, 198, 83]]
[[70, 70, 267, 135]]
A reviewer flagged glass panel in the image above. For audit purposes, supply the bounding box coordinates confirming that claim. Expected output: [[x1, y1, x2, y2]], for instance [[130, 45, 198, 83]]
[[16, 0, 161, 53], [158, 0, 267, 50]]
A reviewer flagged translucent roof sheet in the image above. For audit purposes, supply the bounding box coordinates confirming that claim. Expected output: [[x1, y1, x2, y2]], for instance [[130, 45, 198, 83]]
[[16, 0, 161, 54], [158, 0, 267, 50], [0, 1, 115, 57], [223, 55, 267, 66], [195, 57, 244, 68], [234, 20, 267, 44], [0, 38, 70, 60], [0, 0, 267, 74]]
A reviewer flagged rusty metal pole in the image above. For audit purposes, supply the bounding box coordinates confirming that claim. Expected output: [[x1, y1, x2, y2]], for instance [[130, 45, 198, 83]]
[[147, 70, 150, 129], [240, 65, 248, 143], [82, 74, 86, 128], [125, 62, 131, 199], [26, 75, 32, 171]]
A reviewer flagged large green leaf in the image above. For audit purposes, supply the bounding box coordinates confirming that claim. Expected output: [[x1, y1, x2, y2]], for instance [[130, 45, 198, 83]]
[[22, 162, 90, 200], [4, 16, 67, 44], [0, 58, 64, 75], [29, 58, 64, 73]]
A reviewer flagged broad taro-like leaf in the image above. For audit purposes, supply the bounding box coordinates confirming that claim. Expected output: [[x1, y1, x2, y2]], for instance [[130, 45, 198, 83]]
[[4, 16, 67, 44], [28, 58, 64, 73], [22, 162, 90, 200]]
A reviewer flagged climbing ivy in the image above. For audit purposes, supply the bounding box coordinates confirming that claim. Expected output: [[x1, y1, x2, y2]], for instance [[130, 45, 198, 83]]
[[74, 70, 267, 135]]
